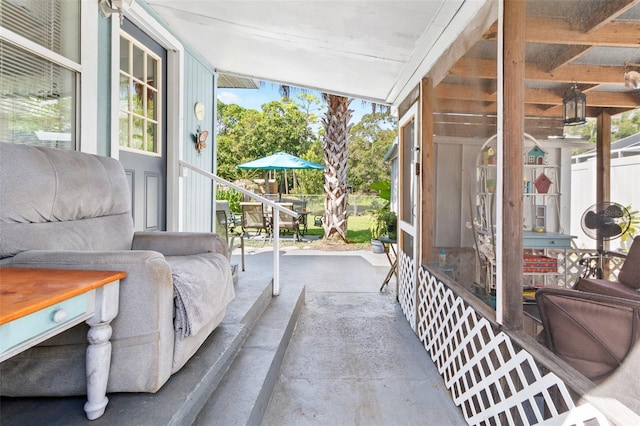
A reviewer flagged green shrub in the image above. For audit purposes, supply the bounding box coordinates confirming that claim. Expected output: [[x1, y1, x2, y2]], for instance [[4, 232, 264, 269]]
[[217, 188, 243, 213]]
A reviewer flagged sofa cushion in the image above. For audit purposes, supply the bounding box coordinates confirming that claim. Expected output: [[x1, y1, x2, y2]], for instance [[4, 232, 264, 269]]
[[0, 144, 133, 258], [619, 236, 640, 289]]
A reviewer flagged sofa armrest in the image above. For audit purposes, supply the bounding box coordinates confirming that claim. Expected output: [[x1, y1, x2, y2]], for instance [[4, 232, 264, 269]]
[[575, 277, 640, 302], [9, 250, 175, 342], [132, 232, 228, 257]]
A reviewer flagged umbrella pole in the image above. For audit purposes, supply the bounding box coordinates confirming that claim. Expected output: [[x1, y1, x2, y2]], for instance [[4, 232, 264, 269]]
[[284, 170, 289, 195]]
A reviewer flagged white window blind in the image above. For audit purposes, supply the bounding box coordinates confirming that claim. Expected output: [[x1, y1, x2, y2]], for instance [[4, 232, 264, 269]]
[[0, 0, 79, 148]]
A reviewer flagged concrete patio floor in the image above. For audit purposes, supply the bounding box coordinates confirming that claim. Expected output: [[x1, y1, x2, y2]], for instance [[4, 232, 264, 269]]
[[241, 247, 466, 425], [0, 246, 466, 425]]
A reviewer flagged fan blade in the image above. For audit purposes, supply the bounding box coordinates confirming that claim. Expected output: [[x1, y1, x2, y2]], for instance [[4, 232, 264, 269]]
[[603, 204, 624, 218], [599, 223, 622, 238], [584, 211, 601, 229]]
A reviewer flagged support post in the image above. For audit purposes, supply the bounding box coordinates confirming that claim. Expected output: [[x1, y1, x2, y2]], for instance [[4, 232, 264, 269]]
[[596, 111, 611, 258], [498, 0, 524, 330], [421, 77, 435, 266]]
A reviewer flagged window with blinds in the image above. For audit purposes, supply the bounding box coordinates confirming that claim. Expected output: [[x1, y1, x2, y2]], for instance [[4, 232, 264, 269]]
[[0, 0, 79, 149]]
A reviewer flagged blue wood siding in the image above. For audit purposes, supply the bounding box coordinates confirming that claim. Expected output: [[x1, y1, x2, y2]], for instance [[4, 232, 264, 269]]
[[182, 53, 215, 232]]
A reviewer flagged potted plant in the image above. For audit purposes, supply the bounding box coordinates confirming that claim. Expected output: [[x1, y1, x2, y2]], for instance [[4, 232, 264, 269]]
[[369, 181, 397, 253]]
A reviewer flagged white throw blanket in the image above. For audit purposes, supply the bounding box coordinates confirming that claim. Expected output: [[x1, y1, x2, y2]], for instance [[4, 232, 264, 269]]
[[170, 253, 235, 338]]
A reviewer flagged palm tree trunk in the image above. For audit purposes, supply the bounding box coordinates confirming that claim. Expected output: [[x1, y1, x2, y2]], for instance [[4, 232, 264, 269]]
[[321, 95, 353, 241]]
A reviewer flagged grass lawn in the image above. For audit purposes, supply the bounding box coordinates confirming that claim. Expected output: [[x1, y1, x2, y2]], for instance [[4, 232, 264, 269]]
[[238, 214, 374, 251]]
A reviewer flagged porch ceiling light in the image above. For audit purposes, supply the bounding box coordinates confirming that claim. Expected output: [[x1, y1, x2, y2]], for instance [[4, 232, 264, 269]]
[[99, 0, 134, 23], [562, 82, 587, 126]]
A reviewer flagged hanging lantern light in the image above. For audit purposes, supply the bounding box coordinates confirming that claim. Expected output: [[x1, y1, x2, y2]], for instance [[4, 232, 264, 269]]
[[562, 82, 587, 126]]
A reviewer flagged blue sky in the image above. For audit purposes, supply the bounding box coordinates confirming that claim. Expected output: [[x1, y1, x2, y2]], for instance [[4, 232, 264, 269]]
[[217, 82, 370, 123]]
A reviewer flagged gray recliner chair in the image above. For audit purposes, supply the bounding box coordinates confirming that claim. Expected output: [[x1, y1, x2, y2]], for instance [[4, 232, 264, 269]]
[[0, 143, 235, 396]]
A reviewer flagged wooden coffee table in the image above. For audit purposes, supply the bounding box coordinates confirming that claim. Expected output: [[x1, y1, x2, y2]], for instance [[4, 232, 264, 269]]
[[0, 267, 125, 420]]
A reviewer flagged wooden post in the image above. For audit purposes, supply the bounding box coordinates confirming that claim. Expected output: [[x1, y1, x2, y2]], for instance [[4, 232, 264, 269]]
[[421, 77, 435, 266], [596, 111, 611, 268], [499, 0, 524, 330]]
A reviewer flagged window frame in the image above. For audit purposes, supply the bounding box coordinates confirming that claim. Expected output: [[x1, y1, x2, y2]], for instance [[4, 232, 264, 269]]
[[0, 24, 81, 150]]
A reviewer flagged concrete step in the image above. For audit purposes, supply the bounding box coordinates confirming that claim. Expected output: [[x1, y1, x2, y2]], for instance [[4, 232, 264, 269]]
[[194, 282, 305, 426], [0, 275, 274, 426]]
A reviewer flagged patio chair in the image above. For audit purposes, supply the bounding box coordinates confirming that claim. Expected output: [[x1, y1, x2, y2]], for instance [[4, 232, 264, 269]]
[[240, 202, 270, 238], [536, 287, 640, 383], [276, 202, 301, 240], [215, 200, 240, 234], [216, 210, 245, 284]]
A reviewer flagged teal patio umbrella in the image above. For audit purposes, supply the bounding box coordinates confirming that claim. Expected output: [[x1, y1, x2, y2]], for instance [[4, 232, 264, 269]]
[[236, 152, 324, 171], [237, 152, 324, 194]]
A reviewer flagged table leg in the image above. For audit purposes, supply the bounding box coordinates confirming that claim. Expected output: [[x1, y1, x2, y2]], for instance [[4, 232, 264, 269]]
[[380, 241, 398, 291], [84, 281, 120, 420], [380, 258, 397, 291]]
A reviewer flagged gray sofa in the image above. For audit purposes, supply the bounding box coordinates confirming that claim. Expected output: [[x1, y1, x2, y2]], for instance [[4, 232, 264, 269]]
[[0, 143, 235, 396]]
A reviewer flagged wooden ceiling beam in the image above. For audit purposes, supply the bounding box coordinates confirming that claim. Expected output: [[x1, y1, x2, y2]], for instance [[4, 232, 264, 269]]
[[450, 57, 629, 85], [579, 0, 639, 33], [434, 98, 564, 118], [544, 45, 594, 73], [433, 122, 562, 140], [435, 83, 494, 102], [484, 18, 640, 47], [433, 112, 564, 129], [436, 83, 638, 108], [526, 90, 638, 108]]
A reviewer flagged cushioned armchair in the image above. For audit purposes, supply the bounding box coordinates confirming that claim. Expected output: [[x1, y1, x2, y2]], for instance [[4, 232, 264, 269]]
[[0, 143, 234, 396], [536, 236, 640, 383]]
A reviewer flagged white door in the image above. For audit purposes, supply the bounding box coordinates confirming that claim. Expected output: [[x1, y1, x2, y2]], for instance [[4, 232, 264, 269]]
[[397, 103, 420, 322]]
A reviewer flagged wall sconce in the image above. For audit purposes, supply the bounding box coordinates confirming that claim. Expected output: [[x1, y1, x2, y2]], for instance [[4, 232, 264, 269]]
[[562, 81, 587, 126], [99, 0, 134, 23], [194, 127, 208, 153]]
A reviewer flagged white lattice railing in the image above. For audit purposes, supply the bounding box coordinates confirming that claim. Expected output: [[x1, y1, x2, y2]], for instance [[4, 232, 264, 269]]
[[398, 250, 416, 329], [398, 251, 611, 425]]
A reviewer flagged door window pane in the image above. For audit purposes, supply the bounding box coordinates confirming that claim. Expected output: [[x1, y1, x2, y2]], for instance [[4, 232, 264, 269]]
[[119, 32, 161, 155]]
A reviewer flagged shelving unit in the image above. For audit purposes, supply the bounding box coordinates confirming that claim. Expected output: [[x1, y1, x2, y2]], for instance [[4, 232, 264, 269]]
[[474, 134, 574, 290]]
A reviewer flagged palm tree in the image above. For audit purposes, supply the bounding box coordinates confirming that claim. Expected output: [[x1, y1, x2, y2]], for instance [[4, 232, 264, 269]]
[[321, 94, 352, 241], [279, 86, 354, 241]]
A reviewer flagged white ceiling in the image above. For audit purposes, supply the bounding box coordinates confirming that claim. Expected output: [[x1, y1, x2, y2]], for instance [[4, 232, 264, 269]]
[[146, 0, 488, 105]]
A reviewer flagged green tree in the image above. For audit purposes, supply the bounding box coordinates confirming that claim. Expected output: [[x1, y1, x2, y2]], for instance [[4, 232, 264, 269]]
[[216, 100, 259, 181], [293, 140, 324, 194], [216, 98, 315, 183], [613, 111, 640, 140], [288, 93, 322, 125], [347, 111, 397, 192]]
